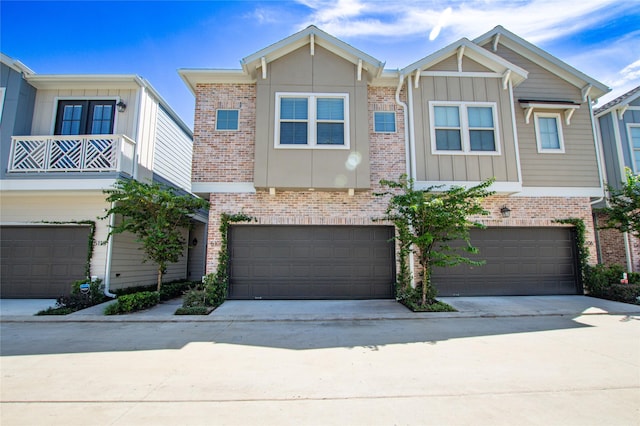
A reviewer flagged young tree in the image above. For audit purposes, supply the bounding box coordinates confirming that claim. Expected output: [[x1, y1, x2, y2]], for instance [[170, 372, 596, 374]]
[[377, 175, 495, 306], [599, 168, 640, 238], [101, 179, 209, 291]]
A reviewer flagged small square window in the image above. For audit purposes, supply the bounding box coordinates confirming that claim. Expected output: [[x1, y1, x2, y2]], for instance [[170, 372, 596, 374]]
[[216, 109, 239, 131], [374, 111, 396, 133], [534, 113, 564, 153]]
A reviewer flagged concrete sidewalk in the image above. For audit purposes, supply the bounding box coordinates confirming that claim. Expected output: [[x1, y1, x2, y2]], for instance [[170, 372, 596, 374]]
[[2, 295, 640, 322]]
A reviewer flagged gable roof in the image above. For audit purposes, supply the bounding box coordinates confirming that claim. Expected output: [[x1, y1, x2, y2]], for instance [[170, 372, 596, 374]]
[[474, 26, 610, 100], [594, 85, 640, 116], [400, 37, 528, 86], [241, 25, 385, 81]]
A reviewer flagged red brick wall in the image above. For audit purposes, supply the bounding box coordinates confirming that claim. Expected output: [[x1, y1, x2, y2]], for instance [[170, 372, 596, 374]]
[[595, 212, 640, 271]]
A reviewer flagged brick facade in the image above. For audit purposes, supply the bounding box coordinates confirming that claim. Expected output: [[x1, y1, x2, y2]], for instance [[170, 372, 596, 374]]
[[595, 211, 640, 271], [194, 83, 598, 275]]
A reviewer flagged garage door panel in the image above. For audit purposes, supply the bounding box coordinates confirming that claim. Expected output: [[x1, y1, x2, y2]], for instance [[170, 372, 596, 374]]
[[228, 225, 395, 299], [1, 226, 90, 298], [433, 227, 579, 296]]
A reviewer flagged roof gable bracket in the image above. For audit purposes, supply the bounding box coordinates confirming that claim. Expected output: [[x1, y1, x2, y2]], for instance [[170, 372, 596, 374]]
[[261, 57, 267, 80], [617, 105, 629, 120], [502, 69, 511, 90], [414, 69, 420, 89], [457, 46, 465, 72], [581, 84, 592, 102], [564, 108, 576, 125], [492, 33, 501, 52], [357, 59, 363, 81], [310, 34, 315, 56], [524, 106, 534, 124]]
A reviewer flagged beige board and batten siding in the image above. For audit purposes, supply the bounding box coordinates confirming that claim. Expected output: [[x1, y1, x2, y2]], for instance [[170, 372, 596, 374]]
[[254, 45, 370, 190], [412, 75, 519, 183], [109, 218, 189, 290], [0, 193, 111, 280], [153, 106, 193, 192], [134, 88, 159, 183], [494, 45, 600, 188], [30, 88, 138, 136]]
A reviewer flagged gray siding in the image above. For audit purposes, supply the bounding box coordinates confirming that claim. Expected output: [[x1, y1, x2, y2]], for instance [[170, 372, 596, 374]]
[[254, 45, 370, 190], [411, 75, 518, 183], [598, 113, 625, 190], [618, 108, 640, 173], [153, 105, 193, 191], [495, 45, 600, 187], [1, 63, 36, 180]]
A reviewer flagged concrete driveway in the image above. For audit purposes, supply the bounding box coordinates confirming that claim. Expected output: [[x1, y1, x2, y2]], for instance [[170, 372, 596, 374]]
[[2, 295, 640, 320], [1, 306, 639, 425]]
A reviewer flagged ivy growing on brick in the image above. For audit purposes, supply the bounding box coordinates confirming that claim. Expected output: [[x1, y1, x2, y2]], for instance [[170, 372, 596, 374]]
[[553, 217, 589, 284]]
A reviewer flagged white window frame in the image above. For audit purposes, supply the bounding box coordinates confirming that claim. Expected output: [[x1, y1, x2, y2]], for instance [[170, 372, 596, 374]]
[[534, 112, 565, 154], [627, 123, 640, 174], [428, 101, 501, 155], [275, 92, 350, 149], [373, 111, 396, 133], [215, 109, 239, 131]]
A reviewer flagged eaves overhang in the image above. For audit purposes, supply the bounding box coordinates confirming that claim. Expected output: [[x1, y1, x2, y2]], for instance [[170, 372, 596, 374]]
[[474, 26, 610, 101], [240, 25, 385, 82], [178, 69, 255, 95], [400, 38, 528, 87]]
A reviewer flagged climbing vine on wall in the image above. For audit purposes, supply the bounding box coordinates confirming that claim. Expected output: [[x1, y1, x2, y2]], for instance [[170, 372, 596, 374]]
[[553, 218, 589, 283], [212, 212, 256, 296]]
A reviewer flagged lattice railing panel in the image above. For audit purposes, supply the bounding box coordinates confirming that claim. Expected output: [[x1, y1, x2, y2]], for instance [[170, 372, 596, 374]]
[[10, 139, 48, 171]]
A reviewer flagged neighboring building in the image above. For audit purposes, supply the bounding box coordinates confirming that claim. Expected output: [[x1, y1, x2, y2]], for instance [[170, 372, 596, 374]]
[[0, 53, 207, 298], [180, 25, 609, 299], [593, 86, 640, 271]]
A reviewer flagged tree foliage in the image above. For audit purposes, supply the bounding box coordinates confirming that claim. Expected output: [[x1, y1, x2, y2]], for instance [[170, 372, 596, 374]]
[[599, 168, 640, 238], [101, 179, 209, 291], [377, 175, 495, 306]]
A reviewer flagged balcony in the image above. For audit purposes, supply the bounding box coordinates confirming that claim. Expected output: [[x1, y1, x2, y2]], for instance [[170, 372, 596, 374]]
[[8, 135, 136, 176]]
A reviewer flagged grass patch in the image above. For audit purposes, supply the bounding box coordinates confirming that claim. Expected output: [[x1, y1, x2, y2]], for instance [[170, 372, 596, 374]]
[[400, 299, 457, 312], [174, 306, 214, 315]]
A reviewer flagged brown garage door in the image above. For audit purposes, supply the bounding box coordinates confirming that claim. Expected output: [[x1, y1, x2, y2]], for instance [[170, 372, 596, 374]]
[[228, 225, 395, 299], [432, 227, 580, 296], [1, 226, 90, 298]]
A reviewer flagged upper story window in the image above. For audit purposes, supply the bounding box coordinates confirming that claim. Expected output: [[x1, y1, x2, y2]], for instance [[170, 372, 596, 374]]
[[275, 92, 349, 149], [374, 111, 396, 133], [429, 101, 500, 155], [628, 124, 640, 172], [216, 109, 239, 131], [55, 100, 116, 135], [534, 112, 565, 153]]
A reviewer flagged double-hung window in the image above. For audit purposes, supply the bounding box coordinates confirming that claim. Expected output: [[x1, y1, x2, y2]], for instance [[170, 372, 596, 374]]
[[534, 112, 565, 153], [430, 102, 500, 154], [276, 93, 349, 148]]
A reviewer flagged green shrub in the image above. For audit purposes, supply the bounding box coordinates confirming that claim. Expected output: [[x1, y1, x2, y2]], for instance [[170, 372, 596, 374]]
[[607, 284, 640, 304], [175, 306, 211, 315], [113, 280, 193, 301], [36, 306, 76, 316], [204, 273, 227, 308], [104, 291, 160, 315], [395, 283, 456, 312], [584, 264, 640, 305], [36, 278, 107, 315], [182, 289, 208, 308]]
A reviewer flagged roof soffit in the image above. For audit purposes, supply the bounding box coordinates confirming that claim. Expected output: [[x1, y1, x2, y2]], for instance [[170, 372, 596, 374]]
[[474, 26, 610, 100], [400, 38, 528, 86], [240, 25, 385, 81]]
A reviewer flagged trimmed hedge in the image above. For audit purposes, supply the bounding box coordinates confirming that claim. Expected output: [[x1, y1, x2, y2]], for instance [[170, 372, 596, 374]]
[[104, 291, 160, 315], [114, 280, 194, 301]]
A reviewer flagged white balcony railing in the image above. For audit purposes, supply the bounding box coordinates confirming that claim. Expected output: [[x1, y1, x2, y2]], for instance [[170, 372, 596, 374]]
[[8, 135, 136, 175]]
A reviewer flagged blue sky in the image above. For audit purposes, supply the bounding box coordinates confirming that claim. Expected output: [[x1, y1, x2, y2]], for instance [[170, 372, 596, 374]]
[[2, 0, 639, 130]]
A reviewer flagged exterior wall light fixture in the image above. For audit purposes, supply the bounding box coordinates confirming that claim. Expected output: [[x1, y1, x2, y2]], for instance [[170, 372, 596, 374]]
[[500, 205, 511, 218], [116, 101, 127, 112]]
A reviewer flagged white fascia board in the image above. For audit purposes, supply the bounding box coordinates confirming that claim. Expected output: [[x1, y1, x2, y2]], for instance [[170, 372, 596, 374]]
[[0, 178, 118, 191], [191, 182, 256, 194], [178, 69, 255, 95], [516, 187, 604, 197], [594, 86, 640, 118], [474, 26, 610, 100], [369, 70, 401, 87], [25, 74, 142, 90], [0, 53, 35, 75], [413, 180, 522, 194], [401, 38, 528, 85], [240, 25, 384, 79]]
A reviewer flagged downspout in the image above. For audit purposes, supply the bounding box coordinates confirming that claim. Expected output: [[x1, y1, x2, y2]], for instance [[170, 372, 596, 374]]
[[103, 205, 117, 298], [407, 74, 417, 181], [395, 73, 416, 286]]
